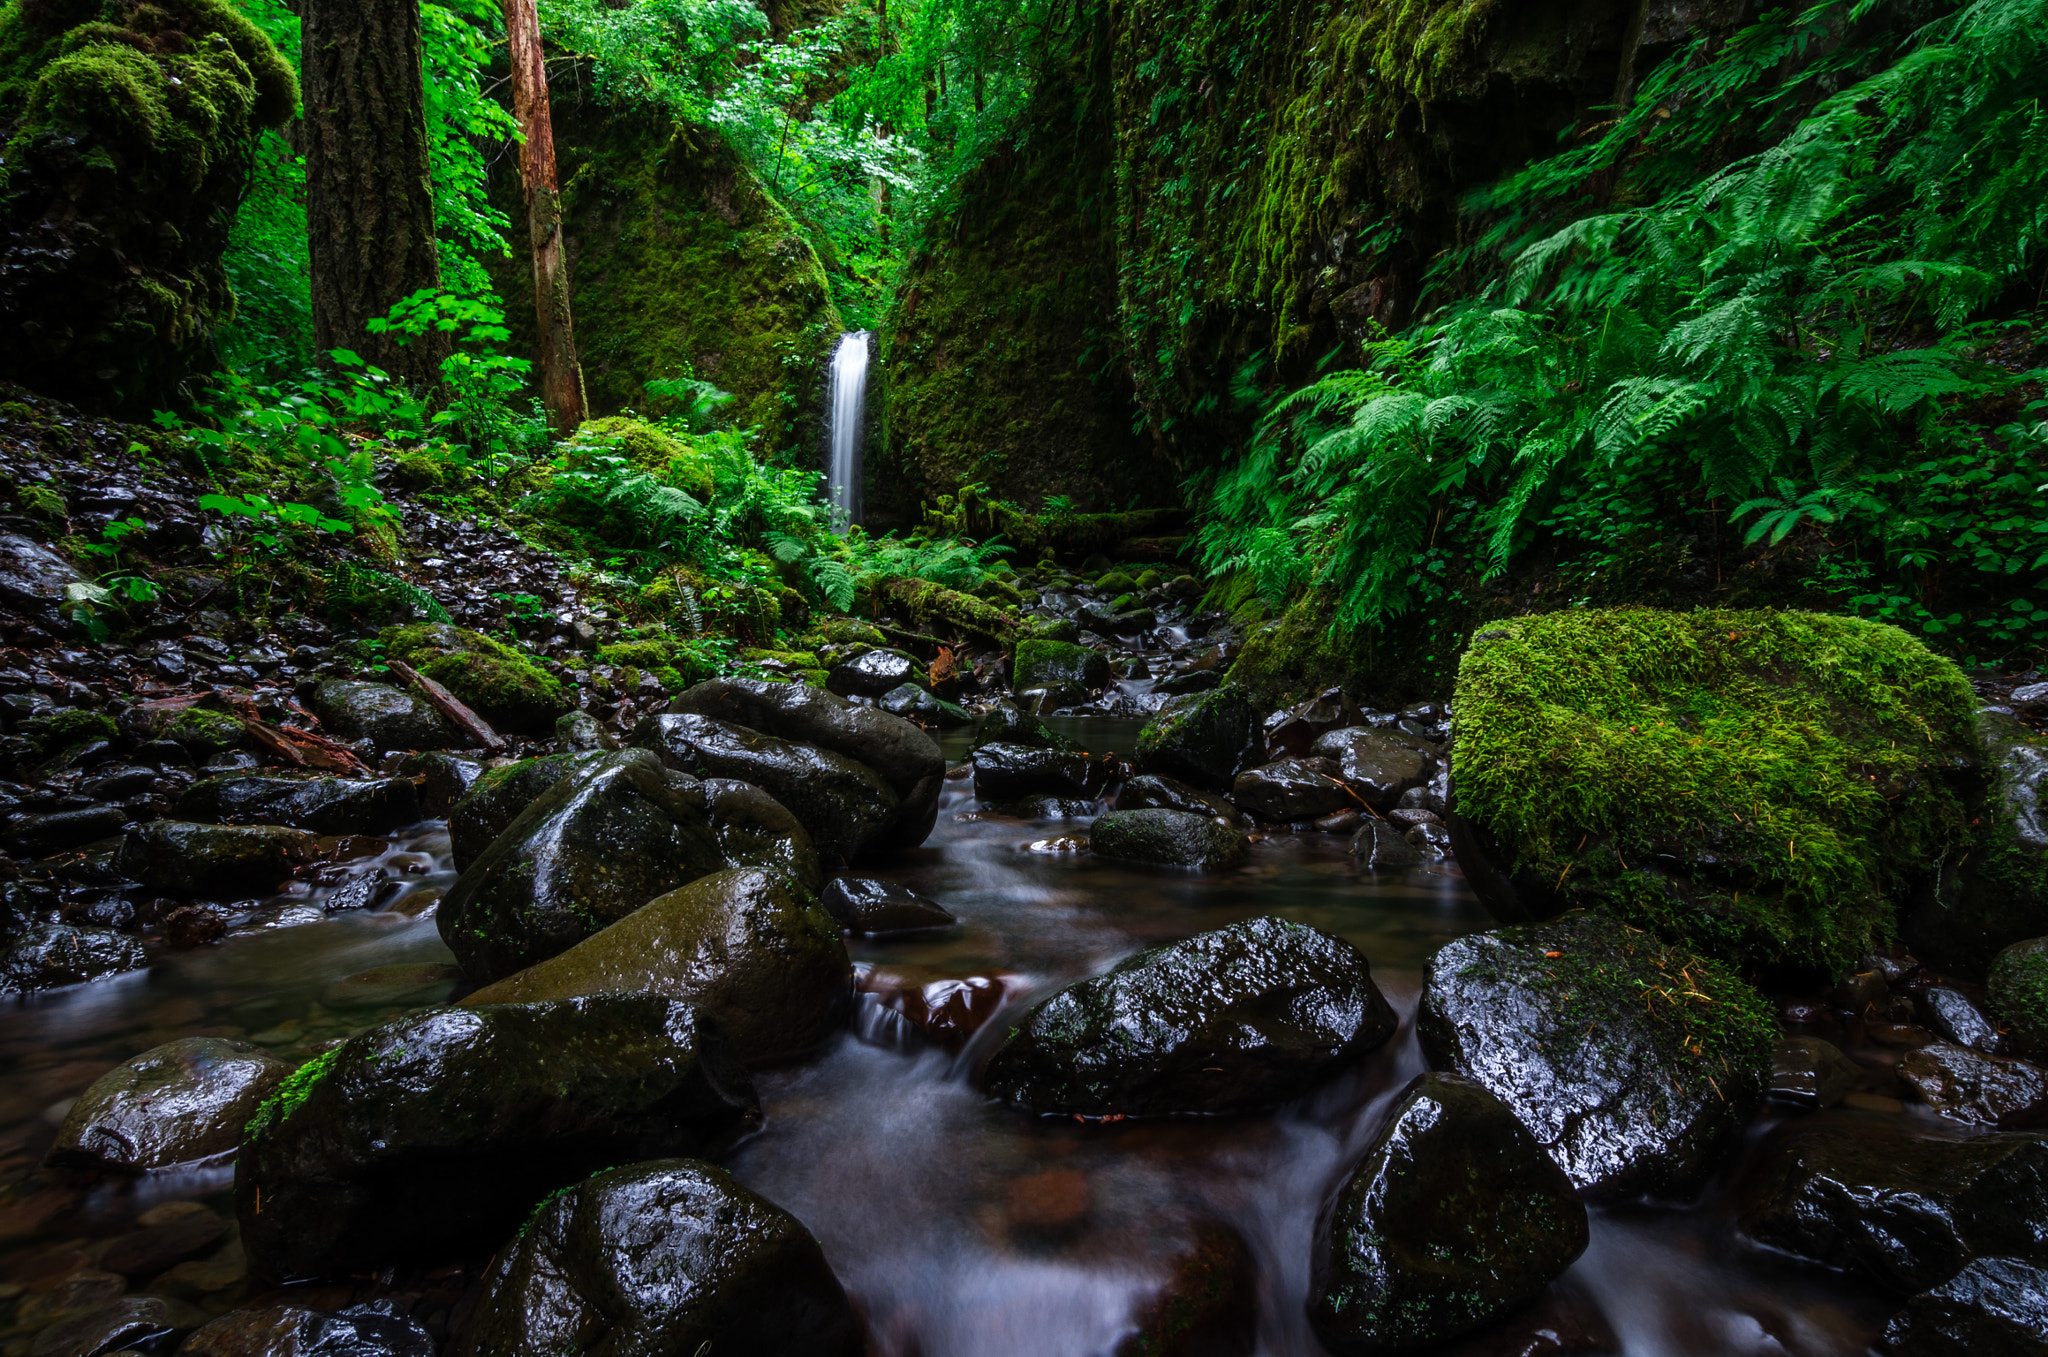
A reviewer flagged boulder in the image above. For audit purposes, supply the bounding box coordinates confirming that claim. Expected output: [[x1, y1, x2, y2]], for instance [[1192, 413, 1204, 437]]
[[1115, 773, 1247, 829], [972, 742, 1103, 803], [693, 777, 823, 894], [632, 713, 899, 864], [182, 1300, 436, 1356], [974, 702, 1075, 752], [1417, 913, 1773, 1196], [437, 750, 725, 984], [0, 921, 147, 992], [820, 876, 956, 935], [451, 1160, 862, 1357], [1090, 808, 1247, 872], [2, 805, 128, 856], [23, 1297, 179, 1357], [984, 916, 1395, 1117], [0, 531, 85, 629], [1880, 1257, 2048, 1356], [1264, 688, 1364, 759], [395, 751, 484, 817], [446, 750, 603, 870], [556, 708, 618, 752], [237, 993, 760, 1282], [1230, 757, 1352, 822], [1309, 728, 1432, 810], [1989, 937, 2048, 1042], [1919, 986, 2003, 1054], [381, 625, 569, 734], [1736, 1118, 2048, 1292], [47, 1037, 290, 1172], [118, 821, 319, 897], [311, 681, 455, 752], [826, 648, 916, 698], [1013, 640, 1112, 693], [1900, 1044, 2048, 1127], [1134, 686, 1260, 790], [462, 868, 851, 1067], [1309, 1072, 1588, 1354], [1350, 818, 1421, 869], [1452, 610, 1980, 971], [176, 775, 422, 836], [1768, 1036, 1861, 1111], [1910, 712, 2048, 971]]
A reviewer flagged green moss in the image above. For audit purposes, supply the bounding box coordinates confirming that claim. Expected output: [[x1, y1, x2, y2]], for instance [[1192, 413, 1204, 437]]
[[164, 706, 245, 753], [566, 416, 714, 501], [243, 1046, 340, 1141], [1453, 608, 1980, 972], [1988, 939, 2048, 1037], [383, 624, 568, 733], [1135, 570, 1163, 590], [804, 618, 885, 647], [18, 482, 62, 519], [1096, 571, 1137, 595], [1014, 638, 1110, 691], [596, 635, 719, 693], [24, 707, 115, 754]]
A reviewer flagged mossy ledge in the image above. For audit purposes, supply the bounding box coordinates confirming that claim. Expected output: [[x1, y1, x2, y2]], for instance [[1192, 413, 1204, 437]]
[[1451, 608, 1980, 973]]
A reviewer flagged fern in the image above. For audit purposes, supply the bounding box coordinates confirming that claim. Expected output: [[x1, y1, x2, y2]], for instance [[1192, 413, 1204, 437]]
[[323, 563, 451, 623]]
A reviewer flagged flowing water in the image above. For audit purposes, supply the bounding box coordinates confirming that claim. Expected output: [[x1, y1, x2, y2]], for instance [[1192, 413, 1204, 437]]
[[0, 716, 1900, 1354], [827, 331, 873, 531]]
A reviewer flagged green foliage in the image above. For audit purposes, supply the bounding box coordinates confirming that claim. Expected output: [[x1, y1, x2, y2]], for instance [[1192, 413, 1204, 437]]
[[244, 1047, 341, 1140], [323, 563, 452, 624]]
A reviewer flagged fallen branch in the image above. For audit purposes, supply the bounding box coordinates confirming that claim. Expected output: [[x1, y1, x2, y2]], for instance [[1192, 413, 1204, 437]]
[[388, 658, 508, 754]]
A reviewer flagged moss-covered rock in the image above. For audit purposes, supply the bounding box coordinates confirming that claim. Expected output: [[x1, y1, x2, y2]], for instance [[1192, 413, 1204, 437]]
[[382, 624, 568, 734], [595, 635, 721, 694], [1913, 711, 2048, 969], [0, 0, 297, 413], [1135, 685, 1262, 790], [1451, 609, 1979, 973], [23, 707, 115, 755], [1012, 638, 1111, 693], [1988, 937, 2048, 1041], [565, 416, 714, 502]]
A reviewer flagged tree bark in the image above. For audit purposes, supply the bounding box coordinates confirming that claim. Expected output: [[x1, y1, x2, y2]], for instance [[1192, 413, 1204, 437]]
[[302, 0, 448, 384], [503, 0, 586, 434]]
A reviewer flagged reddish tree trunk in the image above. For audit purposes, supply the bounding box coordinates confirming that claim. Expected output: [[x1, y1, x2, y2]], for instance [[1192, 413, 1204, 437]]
[[503, 0, 586, 434]]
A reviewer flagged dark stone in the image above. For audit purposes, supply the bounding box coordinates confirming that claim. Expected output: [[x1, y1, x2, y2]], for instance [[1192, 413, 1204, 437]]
[[396, 751, 485, 818], [1405, 821, 1453, 860], [99, 1208, 227, 1276], [1350, 818, 1422, 869], [182, 1301, 436, 1357], [23, 1297, 176, 1357], [1115, 772, 1247, 829], [1736, 1118, 2048, 1292], [555, 708, 618, 752], [984, 916, 1396, 1117], [47, 1036, 289, 1172], [117, 821, 319, 897], [973, 702, 1073, 752], [1907, 710, 2048, 969], [1881, 1257, 2048, 1356], [1, 921, 147, 992], [826, 648, 916, 698], [993, 794, 1100, 819], [1156, 668, 1222, 696], [451, 1160, 863, 1357], [310, 681, 454, 752], [1115, 1222, 1256, 1357], [461, 868, 852, 1068], [878, 682, 941, 724], [1418, 914, 1772, 1196], [3, 805, 128, 856], [446, 750, 602, 870], [1901, 1044, 2048, 1128], [1012, 640, 1113, 693], [165, 903, 228, 946], [820, 876, 956, 935], [176, 776, 422, 836], [1768, 1036, 1861, 1111], [972, 742, 1104, 803], [692, 777, 823, 895], [437, 749, 725, 984], [1231, 757, 1352, 822], [0, 532, 86, 629], [237, 993, 761, 1282], [1310, 727, 1432, 810], [1264, 688, 1364, 760], [1920, 987, 2004, 1054], [1090, 808, 1248, 871], [1309, 1072, 1589, 1354], [632, 713, 898, 864], [1135, 686, 1261, 790]]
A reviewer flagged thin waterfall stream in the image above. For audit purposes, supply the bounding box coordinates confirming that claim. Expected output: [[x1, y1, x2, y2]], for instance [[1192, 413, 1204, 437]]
[[827, 329, 872, 530]]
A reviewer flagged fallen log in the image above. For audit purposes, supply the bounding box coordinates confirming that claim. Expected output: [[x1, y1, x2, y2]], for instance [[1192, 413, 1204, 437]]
[[388, 658, 508, 754]]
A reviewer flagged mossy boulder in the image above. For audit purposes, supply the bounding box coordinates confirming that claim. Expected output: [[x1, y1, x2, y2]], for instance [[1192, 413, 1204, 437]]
[[1912, 711, 2048, 969], [1012, 639, 1111, 693], [1451, 609, 1979, 973], [22, 707, 115, 755], [117, 820, 318, 897], [1134, 685, 1262, 790], [157, 707, 245, 757], [311, 680, 454, 752], [447, 750, 603, 870], [382, 624, 568, 735], [0, 0, 297, 414], [1090, 807, 1248, 871], [565, 416, 714, 501], [1988, 937, 2048, 1041]]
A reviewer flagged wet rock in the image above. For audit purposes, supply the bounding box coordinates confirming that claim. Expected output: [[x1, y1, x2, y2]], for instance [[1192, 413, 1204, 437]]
[[1, 920, 147, 991], [1135, 686, 1261, 790], [826, 648, 916, 698], [1264, 688, 1364, 760], [176, 776, 421, 836], [1350, 818, 1422, 869], [1090, 808, 1248, 872], [1310, 728, 1432, 810], [1012, 640, 1112, 694], [3, 805, 128, 857], [164, 904, 227, 946], [1116, 772, 1248, 829], [1919, 987, 2004, 1054], [437, 749, 725, 984], [0, 532, 86, 629], [1836, 967, 1891, 1014], [117, 821, 319, 897], [47, 1037, 289, 1172], [1231, 757, 1352, 822], [310, 681, 454, 752], [984, 916, 1396, 1117], [691, 777, 823, 894], [1909, 711, 2048, 971], [1900, 1044, 2048, 1127], [1737, 1118, 2048, 1292], [857, 965, 1026, 1050], [1115, 1222, 1256, 1357], [182, 1300, 436, 1357], [451, 1159, 862, 1357], [992, 794, 1099, 819], [395, 751, 484, 818], [973, 701, 1073, 752], [556, 707, 618, 752], [462, 868, 851, 1067], [820, 876, 956, 934], [1405, 821, 1453, 860], [24, 1297, 178, 1357], [1989, 937, 2048, 1043], [1880, 1256, 2048, 1356], [878, 682, 945, 725], [238, 993, 760, 1282], [446, 750, 602, 870], [1310, 1072, 1589, 1354], [1156, 669, 1222, 697], [972, 742, 1103, 803], [1768, 1036, 1862, 1111], [1418, 914, 1773, 1196], [100, 1208, 227, 1276], [632, 713, 898, 864]]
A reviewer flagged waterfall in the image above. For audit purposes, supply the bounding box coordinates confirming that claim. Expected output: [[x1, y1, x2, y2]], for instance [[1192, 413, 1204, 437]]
[[825, 330, 871, 532]]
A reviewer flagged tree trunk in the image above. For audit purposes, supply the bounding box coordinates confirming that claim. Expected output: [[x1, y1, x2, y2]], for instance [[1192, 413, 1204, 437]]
[[302, 0, 448, 384], [503, 0, 586, 434]]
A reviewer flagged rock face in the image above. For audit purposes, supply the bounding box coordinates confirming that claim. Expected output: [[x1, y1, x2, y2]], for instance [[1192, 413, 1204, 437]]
[[633, 713, 899, 864], [1880, 1257, 2048, 1356], [237, 994, 760, 1282], [984, 916, 1396, 1117], [436, 749, 725, 984], [1135, 687, 1261, 790], [1013, 640, 1112, 693], [972, 742, 1103, 803], [462, 868, 852, 1068], [452, 1159, 863, 1357], [1450, 609, 1979, 972], [694, 777, 823, 895], [1310, 728, 1432, 810], [1417, 913, 1773, 1196], [1090, 808, 1248, 871], [310, 681, 454, 752], [182, 1301, 435, 1357], [1310, 1072, 1589, 1354], [819, 876, 956, 935], [1231, 757, 1353, 822], [1737, 1119, 2048, 1293], [118, 821, 319, 897], [176, 775, 422, 836], [47, 1037, 290, 1173]]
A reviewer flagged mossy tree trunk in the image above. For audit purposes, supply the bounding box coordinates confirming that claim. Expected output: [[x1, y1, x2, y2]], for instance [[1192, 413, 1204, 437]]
[[302, 0, 449, 383], [504, 0, 587, 434]]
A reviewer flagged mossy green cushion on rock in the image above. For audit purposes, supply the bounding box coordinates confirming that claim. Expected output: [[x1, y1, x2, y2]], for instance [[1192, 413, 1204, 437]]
[[1012, 639, 1111, 693], [1451, 608, 1978, 972], [382, 624, 568, 734]]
